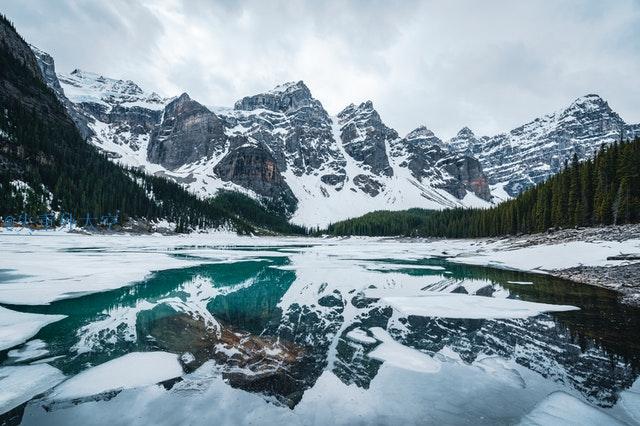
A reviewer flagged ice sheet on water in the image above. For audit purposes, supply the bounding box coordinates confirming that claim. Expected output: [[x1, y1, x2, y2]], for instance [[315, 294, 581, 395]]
[[7, 339, 49, 362], [50, 352, 183, 400], [381, 293, 579, 319], [0, 307, 65, 351], [0, 364, 65, 415], [474, 356, 526, 389], [519, 391, 625, 425], [617, 378, 640, 424]]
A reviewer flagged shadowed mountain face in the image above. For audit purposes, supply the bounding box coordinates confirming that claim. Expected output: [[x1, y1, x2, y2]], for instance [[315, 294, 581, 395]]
[[147, 93, 227, 170]]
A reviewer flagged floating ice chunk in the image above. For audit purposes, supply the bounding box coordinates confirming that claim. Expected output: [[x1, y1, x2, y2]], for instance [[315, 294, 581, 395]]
[[345, 328, 377, 344], [364, 263, 446, 271], [381, 293, 579, 319], [367, 327, 440, 373], [508, 281, 534, 285], [0, 307, 65, 351], [0, 364, 65, 415], [519, 391, 625, 425], [50, 352, 183, 400], [7, 339, 49, 362]]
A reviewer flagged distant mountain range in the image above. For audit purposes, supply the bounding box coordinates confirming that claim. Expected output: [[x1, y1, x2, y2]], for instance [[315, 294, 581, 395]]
[[31, 46, 639, 227]]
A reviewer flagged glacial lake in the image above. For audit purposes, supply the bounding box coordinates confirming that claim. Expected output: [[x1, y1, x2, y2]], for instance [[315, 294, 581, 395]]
[[1, 240, 639, 425]]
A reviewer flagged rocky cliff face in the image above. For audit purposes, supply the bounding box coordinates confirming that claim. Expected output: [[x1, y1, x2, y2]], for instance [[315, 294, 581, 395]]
[[226, 81, 345, 179], [147, 93, 227, 170], [214, 138, 297, 214], [390, 126, 492, 201], [337, 101, 396, 177]]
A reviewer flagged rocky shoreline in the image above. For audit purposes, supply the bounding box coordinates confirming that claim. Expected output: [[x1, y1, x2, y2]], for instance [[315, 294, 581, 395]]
[[497, 224, 640, 306], [551, 264, 640, 306]]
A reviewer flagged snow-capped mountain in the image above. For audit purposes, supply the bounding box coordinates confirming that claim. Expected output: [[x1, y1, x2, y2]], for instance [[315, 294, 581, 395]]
[[31, 46, 639, 226], [448, 95, 640, 197], [32, 49, 492, 227]]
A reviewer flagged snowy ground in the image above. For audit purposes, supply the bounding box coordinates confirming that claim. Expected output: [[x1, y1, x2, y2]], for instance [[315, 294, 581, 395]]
[[1, 229, 639, 424]]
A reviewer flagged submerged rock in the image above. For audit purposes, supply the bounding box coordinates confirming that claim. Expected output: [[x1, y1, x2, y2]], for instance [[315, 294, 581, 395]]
[[144, 312, 304, 406]]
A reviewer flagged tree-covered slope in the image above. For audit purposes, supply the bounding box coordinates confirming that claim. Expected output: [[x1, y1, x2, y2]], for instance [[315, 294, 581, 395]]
[[327, 137, 640, 238]]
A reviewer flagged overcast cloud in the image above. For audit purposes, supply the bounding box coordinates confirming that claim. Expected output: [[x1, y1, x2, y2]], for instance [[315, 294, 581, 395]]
[[4, 0, 640, 138]]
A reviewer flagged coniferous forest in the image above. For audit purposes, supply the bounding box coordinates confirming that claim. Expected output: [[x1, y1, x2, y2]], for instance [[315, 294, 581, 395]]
[[327, 137, 640, 238]]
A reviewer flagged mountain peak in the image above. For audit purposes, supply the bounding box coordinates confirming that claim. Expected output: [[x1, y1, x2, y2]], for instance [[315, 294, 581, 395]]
[[269, 80, 309, 94], [406, 125, 436, 140], [234, 80, 322, 114], [177, 92, 192, 102], [404, 125, 442, 148], [564, 93, 611, 114], [456, 126, 475, 137], [57, 69, 166, 109]]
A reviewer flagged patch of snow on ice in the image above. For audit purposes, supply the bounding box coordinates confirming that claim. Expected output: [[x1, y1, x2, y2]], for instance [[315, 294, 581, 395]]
[[7, 339, 49, 363]]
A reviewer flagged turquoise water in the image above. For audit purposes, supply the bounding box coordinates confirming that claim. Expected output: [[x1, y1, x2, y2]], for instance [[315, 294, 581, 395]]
[[1, 249, 639, 413]]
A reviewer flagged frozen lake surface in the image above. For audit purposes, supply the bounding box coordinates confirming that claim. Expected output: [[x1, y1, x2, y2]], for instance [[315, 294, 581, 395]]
[[0, 233, 639, 425]]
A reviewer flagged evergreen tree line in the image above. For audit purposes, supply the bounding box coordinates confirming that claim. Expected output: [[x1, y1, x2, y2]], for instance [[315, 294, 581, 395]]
[[0, 20, 307, 235], [327, 137, 640, 238]]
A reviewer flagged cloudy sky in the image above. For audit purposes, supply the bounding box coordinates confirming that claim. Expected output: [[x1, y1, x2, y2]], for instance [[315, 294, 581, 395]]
[[5, 0, 640, 138]]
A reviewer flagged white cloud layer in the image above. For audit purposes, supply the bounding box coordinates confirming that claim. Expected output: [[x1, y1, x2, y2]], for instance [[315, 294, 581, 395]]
[[4, 0, 640, 138]]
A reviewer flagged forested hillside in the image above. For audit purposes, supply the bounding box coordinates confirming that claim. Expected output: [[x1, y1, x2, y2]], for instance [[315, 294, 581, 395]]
[[0, 14, 304, 234], [328, 137, 640, 238]]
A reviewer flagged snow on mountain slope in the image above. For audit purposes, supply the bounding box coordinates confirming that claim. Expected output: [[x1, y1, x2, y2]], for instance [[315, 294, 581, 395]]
[[59, 69, 166, 110], [287, 118, 487, 227], [33, 46, 640, 227], [31, 49, 492, 227], [448, 94, 640, 196]]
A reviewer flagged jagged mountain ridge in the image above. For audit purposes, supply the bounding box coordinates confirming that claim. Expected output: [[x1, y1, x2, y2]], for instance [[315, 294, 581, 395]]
[[32, 49, 492, 227], [448, 95, 640, 196], [31, 46, 639, 226]]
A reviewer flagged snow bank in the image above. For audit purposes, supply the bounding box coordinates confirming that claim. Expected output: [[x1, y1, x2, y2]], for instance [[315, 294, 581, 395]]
[[448, 239, 640, 272], [381, 293, 579, 319], [51, 352, 183, 400], [0, 364, 65, 414], [0, 307, 65, 351]]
